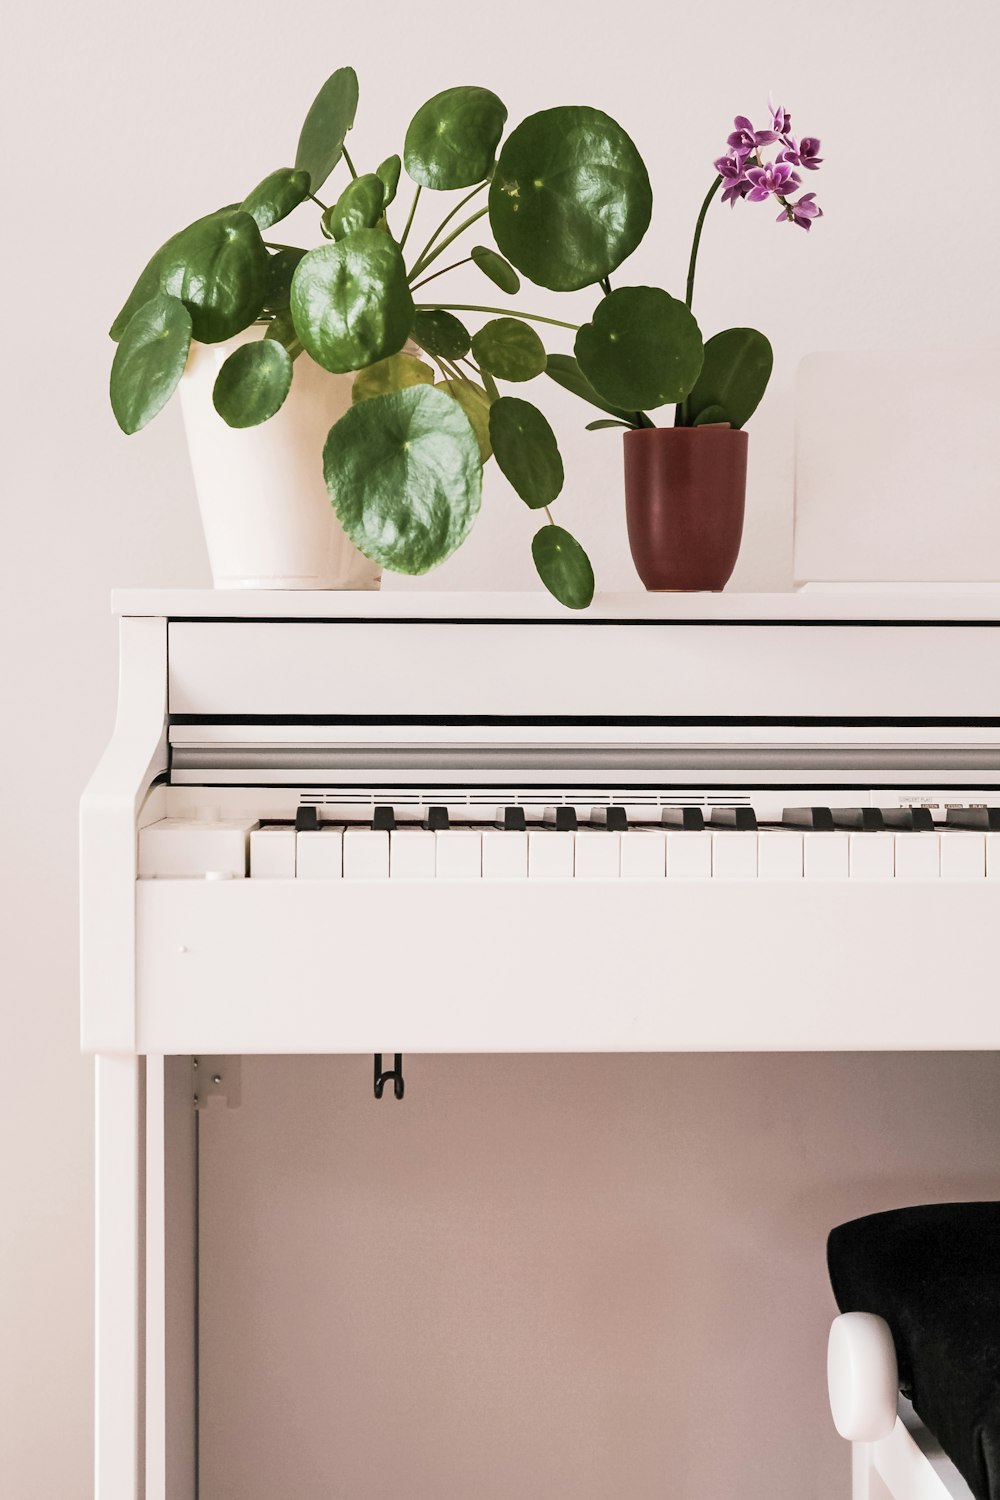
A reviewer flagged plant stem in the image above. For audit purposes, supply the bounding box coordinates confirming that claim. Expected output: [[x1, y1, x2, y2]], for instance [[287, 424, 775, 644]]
[[309, 193, 329, 212], [408, 205, 489, 281], [417, 303, 579, 332], [410, 257, 473, 292], [544, 506, 555, 525], [264, 241, 306, 253], [399, 185, 422, 252], [676, 173, 723, 425], [342, 146, 359, 180], [408, 182, 488, 280]]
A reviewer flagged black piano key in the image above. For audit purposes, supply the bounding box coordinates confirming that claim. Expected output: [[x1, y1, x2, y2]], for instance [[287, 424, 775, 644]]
[[945, 807, 1000, 831], [295, 804, 320, 832], [831, 808, 886, 832], [711, 807, 758, 831], [591, 806, 629, 831], [497, 806, 526, 831], [782, 807, 835, 831], [424, 805, 450, 830], [882, 807, 935, 831], [372, 805, 397, 831], [544, 807, 578, 832], [662, 808, 705, 830]]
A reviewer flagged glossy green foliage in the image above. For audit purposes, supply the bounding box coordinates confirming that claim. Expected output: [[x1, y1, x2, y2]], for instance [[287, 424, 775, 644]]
[[352, 351, 435, 403], [544, 352, 643, 425], [404, 86, 507, 190], [532, 524, 594, 609], [489, 396, 563, 508], [471, 317, 545, 382], [111, 209, 268, 345], [110, 293, 192, 434], [575, 286, 703, 410], [490, 107, 652, 291], [435, 378, 492, 461], [323, 384, 482, 572], [263, 248, 306, 312], [585, 418, 632, 430], [240, 168, 310, 231], [376, 155, 402, 209], [692, 405, 729, 426], [212, 338, 293, 427], [323, 174, 385, 240], [264, 309, 303, 359], [470, 244, 520, 294], [295, 66, 359, 194], [290, 231, 413, 373], [413, 309, 471, 361], [683, 327, 773, 428]]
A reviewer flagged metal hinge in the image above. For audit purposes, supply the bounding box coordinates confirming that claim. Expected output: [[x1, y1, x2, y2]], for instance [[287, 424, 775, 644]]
[[192, 1056, 242, 1110]]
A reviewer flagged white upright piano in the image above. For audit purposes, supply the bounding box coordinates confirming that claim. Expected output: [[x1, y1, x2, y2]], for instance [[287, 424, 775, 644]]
[[81, 588, 1000, 1500]]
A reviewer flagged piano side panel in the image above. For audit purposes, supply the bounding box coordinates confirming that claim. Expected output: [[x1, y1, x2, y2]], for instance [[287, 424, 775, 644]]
[[135, 880, 1000, 1054], [167, 622, 1000, 721]]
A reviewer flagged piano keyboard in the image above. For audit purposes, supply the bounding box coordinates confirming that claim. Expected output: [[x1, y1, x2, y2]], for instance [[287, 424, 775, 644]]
[[137, 804, 1000, 883]]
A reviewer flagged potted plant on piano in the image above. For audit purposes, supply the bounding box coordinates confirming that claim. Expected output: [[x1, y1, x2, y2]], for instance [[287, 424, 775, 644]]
[[108, 68, 658, 608], [546, 96, 823, 591]]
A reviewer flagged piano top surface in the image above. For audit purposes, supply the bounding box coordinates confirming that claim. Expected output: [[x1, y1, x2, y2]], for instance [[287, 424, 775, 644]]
[[112, 587, 1000, 623]]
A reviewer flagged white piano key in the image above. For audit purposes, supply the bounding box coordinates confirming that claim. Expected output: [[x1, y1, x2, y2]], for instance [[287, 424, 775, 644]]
[[757, 830, 803, 880], [249, 824, 296, 879], [481, 829, 528, 880], [528, 829, 575, 879], [665, 831, 712, 880], [711, 830, 758, 880], [986, 834, 1000, 879], [342, 828, 390, 879], [940, 831, 986, 880], [574, 830, 621, 879], [389, 828, 436, 879], [802, 832, 850, 880], [140, 817, 257, 879], [434, 829, 482, 879], [848, 832, 895, 880], [893, 832, 939, 880], [619, 828, 666, 880], [295, 827, 343, 880]]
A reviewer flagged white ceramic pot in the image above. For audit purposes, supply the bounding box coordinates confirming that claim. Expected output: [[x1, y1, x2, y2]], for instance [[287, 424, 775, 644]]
[[178, 327, 381, 590]]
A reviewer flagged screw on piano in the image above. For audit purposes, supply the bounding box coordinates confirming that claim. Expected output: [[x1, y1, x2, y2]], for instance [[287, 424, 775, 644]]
[[374, 1053, 405, 1100]]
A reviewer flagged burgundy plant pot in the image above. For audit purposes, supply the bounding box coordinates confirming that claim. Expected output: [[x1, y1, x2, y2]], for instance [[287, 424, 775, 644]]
[[623, 427, 749, 591]]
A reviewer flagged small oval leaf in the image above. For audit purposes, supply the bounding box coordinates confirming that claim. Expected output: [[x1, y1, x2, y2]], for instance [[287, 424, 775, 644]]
[[290, 231, 413, 373], [435, 378, 492, 461], [489, 396, 563, 508], [575, 286, 704, 410], [110, 293, 192, 434], [240, 167, 310, 231], [471, 244, 520, 294], [489, 107, 652, 291], [413, 309, 471, 361], [324, 174, 385, 239], [212, 339, 293, 428], [295, 66, 360, 194], [691, 404, 730, 427], [532, 524, 595, 610], [471, 317, 546, 383], [263, 247, 306, 311], [352, 352, 435, 403], [585, 418, 632, 430], [323, 384, 482, 573], [404, 86, 507, 190], [685, 327, 773, 429], [376, 155, 402, 209]]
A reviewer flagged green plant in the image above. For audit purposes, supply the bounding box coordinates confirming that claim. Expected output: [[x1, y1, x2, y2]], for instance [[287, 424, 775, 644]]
[[109, 68, 660, 608]]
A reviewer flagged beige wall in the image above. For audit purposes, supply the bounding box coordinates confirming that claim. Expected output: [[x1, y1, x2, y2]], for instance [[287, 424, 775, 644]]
[[2, 1, 999, 1495]]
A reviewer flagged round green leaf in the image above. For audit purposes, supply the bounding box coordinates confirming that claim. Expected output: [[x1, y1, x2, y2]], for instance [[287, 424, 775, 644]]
[[470, 244, 520, 295], [323, 174, 385, 240], [532, 524, 595, 610], [575, 286, 703, 410], [544, 352, 639, 424], [352, 352, 435, 403], [692, 404, 730, 427], [212, 338, 293, 428], [240, 168, 310, 231], [489, 396, 563, 508], [290, 231, 414, 373], [684, 327, 773, 429], [435, 378, 492, 461], [376, 155, 402, 209], [264, 309, 303, 359], [323, 384, 482, 573], [263, 248, 306, 312], [471, 317, 545, 383], [295, 66, 359, 194], [413, 309, 471, 360], [110, 293, 192, 435], [489, 106, 652, 292], [404, 86, 507, 190]]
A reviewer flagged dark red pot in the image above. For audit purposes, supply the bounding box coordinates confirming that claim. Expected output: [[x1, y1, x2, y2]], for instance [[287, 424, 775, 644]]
[[623, 427, 748, 591]]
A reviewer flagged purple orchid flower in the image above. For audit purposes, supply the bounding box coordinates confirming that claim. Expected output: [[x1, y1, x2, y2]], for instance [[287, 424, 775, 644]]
[[779, 134, 823, 171], [767, 93, 791, 135], [713, 150, 751, 205], [727, 114, 779, 153], [778, 192, 823, 230], [744, 160, 800, 202]]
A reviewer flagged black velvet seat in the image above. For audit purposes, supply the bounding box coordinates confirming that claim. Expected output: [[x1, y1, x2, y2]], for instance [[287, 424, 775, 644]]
[[828, 1204, 1000, 1500]]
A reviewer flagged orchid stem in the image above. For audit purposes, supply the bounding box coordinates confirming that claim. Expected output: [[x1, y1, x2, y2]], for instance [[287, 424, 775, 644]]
[[677, 173, 723, 426]]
